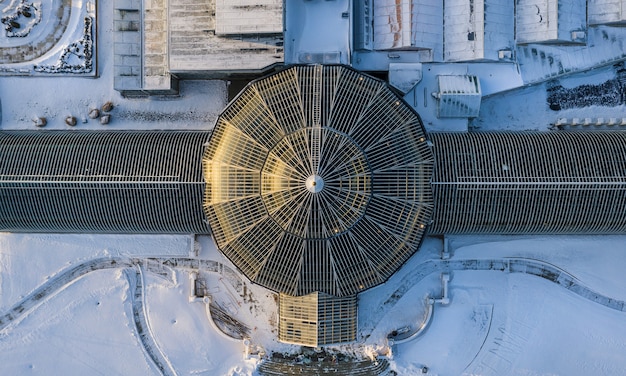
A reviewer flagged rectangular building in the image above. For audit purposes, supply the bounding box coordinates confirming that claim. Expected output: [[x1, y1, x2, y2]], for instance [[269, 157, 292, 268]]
[[589, 0, 626, 25], [444, 0, 514, 61]]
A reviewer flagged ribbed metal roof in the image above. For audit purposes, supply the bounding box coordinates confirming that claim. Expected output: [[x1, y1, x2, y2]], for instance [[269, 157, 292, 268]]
[[429, 131, 626, 234], [0, 131, 211, 234], [203, 65, 434, 297]]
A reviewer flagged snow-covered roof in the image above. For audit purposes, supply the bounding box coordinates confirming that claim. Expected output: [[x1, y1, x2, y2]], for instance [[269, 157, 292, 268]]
[[444, 0, 514, 61], [372, 0, 412, 50], [589, 0, 626, 25], [516, 0, 587, 44], [215, 0, 282, 35], [168, 1, 283, 74], [388, 62, 423, 94], [284, 0, 351, 64], [371, 0, 443, 56]]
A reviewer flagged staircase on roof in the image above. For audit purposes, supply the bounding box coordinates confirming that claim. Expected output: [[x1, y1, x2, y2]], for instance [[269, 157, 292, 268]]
[[516, 25, 626, 84]]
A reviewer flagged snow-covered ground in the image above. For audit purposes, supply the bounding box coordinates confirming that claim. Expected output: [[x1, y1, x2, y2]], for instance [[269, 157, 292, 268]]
[[2, 233, 625, 375], [370, 236, 626, 375], [0, 1, 227, 130], [2, 2, 626, 376]]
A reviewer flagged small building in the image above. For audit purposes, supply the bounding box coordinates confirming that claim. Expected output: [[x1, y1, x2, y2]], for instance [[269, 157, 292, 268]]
[[588, 0, 626, 26], [114, 0, 284, 96], [444, 0, 514, 61], [279, 293, 357, 347], [433, 75, 482, 118], [284, 0, 351, 64], [516, 0, 587, 45]]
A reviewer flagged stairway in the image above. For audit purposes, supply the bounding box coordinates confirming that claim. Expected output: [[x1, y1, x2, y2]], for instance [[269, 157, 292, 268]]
[[113, 0, 177, 96], [516, 25, 626, 84], [113, 0, 142, 94], [143, 0, 177, 94]]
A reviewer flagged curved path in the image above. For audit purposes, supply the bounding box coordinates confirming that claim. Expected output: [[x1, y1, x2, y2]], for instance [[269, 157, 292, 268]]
[[0, 257, 133, 331], [2, 255, 624, 371], [0, 256, 246, 375], [387, 302, 434, 345], [361, 257, 626, 337], [125, 267, 177, 376]]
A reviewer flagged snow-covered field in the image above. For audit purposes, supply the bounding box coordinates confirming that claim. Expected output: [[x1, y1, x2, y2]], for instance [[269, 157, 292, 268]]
[[1, 2, 626, 376], [1, 233, 625, 375], [371, 236, 626, 375]]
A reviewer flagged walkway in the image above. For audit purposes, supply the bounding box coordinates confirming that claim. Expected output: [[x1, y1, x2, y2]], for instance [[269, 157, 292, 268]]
[[1, 255, 624, 374], [0, 257, 133, 331], [361, 257, 626, 337], [125, 267, 177, 376], [0, 256, 245, 376]]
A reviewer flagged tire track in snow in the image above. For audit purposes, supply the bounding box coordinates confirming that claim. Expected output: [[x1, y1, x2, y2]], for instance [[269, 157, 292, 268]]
[[0, 256, 242, 375]]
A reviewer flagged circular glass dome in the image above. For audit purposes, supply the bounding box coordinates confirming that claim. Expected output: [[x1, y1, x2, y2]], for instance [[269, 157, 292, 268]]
[[261, 127, 371, 239], [203, 65, 434, 297]]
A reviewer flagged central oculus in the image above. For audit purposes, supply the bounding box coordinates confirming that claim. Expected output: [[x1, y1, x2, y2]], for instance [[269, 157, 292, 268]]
[[305, 174, 324, 193]]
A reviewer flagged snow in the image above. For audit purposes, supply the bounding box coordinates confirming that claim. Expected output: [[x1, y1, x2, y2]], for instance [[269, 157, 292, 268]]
[[1, 1, 227, 130], [2, 1, 626, 375], [0, 268, 155, 375], [472, 63, 626, 131], [366, 236, 626, 375], [2, 231, 625, 374]]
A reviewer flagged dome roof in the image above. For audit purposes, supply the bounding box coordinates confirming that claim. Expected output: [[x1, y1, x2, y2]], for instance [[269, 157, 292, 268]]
[[203, 65, 433, 296]]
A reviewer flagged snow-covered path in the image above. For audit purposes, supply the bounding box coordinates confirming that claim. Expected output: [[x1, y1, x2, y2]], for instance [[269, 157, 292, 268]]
[[361, 257, 626, 338], [0, 256, 244, 331], [125, 267, 177, 376], [4, 253, 623, 352], [0, 257, 133, 331]]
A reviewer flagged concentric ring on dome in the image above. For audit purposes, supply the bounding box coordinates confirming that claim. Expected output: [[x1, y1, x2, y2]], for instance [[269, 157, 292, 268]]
[[203, 65, 434, 297], [261, 127, 371, 239]]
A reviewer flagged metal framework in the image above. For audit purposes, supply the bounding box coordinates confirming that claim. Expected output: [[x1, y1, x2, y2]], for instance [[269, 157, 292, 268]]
[[429, 131, 626, 234], [203, 65, 434, 298], [279, 292, 357, 347], [0, 131, 211, 234]]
